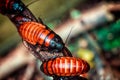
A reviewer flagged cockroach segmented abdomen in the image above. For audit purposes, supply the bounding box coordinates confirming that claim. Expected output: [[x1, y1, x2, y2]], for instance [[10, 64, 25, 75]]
[[40, 57, 90, 76], [19, 22, 46, 45]]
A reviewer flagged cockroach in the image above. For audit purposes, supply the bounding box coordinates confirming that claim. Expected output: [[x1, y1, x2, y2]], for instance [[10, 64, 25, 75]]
[[0, 0, 38, 26], [40, 57, 90, 76], [0, 0, 72, 58], [18, 21, 72, 55], [0, 0, 90, 79]]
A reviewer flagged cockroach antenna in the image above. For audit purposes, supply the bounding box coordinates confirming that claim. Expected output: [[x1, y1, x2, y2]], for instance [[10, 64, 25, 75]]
[[26, 0, 41, 7], [62, 26, 73, 57], [65, 26, 73, 45]]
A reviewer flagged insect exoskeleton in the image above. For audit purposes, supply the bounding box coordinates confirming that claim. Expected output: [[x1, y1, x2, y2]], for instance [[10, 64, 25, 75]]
[[0, 0, 25, 14], [40, 57, 90, 76], [18, 21, 64, 53]]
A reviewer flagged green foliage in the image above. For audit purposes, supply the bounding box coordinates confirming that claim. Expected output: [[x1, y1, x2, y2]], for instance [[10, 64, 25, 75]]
[[95, 20, 120, 51]]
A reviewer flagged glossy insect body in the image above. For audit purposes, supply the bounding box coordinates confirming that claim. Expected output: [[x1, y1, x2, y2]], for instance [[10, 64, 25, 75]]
[[0, 0, 24, 14], [0, 0, 38, 27], [0, 0, 73, 57], [40, 57, 90, 76], [19, 21, 64, 53]]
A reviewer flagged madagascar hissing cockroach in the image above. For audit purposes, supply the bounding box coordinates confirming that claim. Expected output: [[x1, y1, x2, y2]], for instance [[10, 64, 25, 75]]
[[40, 57, 90, 76], [0, 0, 72, 57], [0, 0, 38, 26], [19, 21, 65, 53]]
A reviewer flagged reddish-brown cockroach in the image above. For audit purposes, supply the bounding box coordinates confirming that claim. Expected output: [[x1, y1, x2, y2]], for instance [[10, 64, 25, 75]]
[[40, 57, 90, 76]]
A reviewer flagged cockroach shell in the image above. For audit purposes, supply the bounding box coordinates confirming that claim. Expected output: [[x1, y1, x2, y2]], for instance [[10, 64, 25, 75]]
[[19, 22, 46, 45], [40, 57, 90, 76]]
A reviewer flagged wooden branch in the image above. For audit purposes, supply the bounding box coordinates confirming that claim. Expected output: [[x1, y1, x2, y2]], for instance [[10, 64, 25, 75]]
[[54, 3, 120, 42], [0, 43, 35, 79]]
